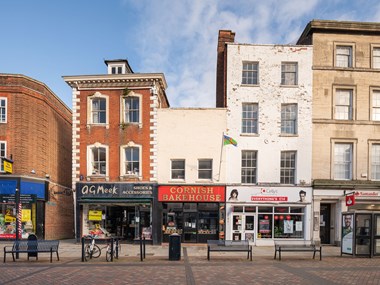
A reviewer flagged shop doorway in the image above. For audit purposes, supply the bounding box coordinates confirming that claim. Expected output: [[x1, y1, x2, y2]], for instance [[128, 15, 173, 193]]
[[320, 204, 331, 244], [231, 214, 255, 242], [183, 212, 197, 242]]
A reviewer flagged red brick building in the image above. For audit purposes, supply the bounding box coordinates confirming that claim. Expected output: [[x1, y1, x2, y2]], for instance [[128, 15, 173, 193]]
[[0, 74, 73, 240], [63, 60, 169, 243]]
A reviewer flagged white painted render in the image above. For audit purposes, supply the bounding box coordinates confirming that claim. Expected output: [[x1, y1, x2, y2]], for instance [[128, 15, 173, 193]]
[[225, 44, 313, 185], [157, 108, 227, 184]]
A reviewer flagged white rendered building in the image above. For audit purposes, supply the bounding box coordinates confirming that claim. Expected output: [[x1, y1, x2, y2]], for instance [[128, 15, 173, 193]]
[[216, 31, 313, 246]]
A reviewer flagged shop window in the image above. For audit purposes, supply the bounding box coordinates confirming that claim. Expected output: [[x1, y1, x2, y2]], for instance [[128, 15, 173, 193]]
[[258, 214, 272, 238], [274, 214, 303, 238], [0, 203, 35, 239], [274, 207, 289, 213], [183, 203, 197, 211], [244, 206, 256, 213], [232, 206, 244, 213], [258, 206, 272, 213]]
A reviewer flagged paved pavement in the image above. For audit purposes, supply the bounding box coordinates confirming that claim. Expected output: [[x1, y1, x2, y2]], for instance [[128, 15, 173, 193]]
[[1, 240, 380, 284]]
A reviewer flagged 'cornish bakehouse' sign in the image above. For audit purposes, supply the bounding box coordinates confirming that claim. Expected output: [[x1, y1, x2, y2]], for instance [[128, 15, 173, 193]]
[[76, 183, 154, 199]]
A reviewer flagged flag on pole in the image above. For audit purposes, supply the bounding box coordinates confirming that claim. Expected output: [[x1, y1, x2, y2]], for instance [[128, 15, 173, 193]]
[[223, 134, 237, 146]]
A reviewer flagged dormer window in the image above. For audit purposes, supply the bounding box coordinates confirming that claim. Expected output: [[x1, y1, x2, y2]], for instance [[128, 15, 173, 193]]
[[111, 66, 123, 74], [105, 59, 133, 75]]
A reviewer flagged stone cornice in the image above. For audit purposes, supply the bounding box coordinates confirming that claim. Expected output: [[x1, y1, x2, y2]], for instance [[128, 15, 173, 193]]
[[62, 73, 167, 90]]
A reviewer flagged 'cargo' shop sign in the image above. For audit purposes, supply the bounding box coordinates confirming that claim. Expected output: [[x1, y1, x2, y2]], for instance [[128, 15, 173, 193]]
[[158, 186, 225, 202], [76, 183, 154, 199]]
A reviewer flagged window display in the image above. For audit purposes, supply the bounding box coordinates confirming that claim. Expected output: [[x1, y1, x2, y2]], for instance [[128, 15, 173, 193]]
[[0, 203, 35, 239], [162, 202, 220, 243]]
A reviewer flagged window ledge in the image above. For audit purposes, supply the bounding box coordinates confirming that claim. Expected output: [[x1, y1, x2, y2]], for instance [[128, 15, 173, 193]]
[[169, 179, 186, 183], [280, 85, 299, 88], [195, 179, 213, 183], [120, 175, 141, 181], [240, 133, 259, 137], [87, 123, 110, 129], [119, 123, 142, 129], [279, 134, 298, 137], [240, 84, 259, 87], [87, 175, 109, 181]]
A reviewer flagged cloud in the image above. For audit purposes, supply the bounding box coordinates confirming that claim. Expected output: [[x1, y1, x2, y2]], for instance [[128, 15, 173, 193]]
[[121, 0, 380, 107]]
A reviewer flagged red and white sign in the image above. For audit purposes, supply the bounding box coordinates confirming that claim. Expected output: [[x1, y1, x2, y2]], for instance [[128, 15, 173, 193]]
[[354, 191, 380, 197], [251, 196, 288, 202], [158, 185, 225, 202], [346, 194, 355, 206]]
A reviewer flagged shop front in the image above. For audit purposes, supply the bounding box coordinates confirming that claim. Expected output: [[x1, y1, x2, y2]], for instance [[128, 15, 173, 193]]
[[75, 182, 159, 244], [226, 186, 312, 246], [158, 185, 225, 243], [0, 177, 47, 240]]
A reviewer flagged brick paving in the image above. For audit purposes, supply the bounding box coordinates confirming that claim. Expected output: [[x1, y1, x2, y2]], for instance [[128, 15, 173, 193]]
[[1, 240, 380, 284]]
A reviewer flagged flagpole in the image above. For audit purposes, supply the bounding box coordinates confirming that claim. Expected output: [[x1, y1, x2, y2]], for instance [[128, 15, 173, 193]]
[[218, 132, 224, 181]]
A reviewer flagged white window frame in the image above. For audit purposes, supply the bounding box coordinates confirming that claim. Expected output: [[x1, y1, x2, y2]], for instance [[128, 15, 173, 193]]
[[0, 141, 6, 172], [334, 88, 353, 120], [0, 98, 7, 123], [87, 143, 109, 177], [370, 142, 380, 180], [333, 143, 353, 180], [242, 62, 259, 85], [335, 44, 354, 68], [198, 159, 213, 180], [242, 103, 258, 134], [120, 92, 142, 127], [371, 45, 380, 69], [280, 151, 296, 184], [108, 64, 124, 74], [171, 159, 185, 180], [281, 62, 298, 86], [371, 89, 380, 121], [281, 104, 298, 135], [87, 92, 109, 127], [120, 143, 142, 178], [241, 150, 257, 184]]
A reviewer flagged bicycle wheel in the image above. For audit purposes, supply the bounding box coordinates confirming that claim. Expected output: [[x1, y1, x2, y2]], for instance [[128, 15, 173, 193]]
[[91, 244, 101, 258], [84, 244, 91, 261]]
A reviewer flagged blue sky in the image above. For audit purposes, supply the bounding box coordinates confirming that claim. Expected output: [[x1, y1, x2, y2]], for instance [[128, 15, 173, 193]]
[[2, 0, 380, 109]]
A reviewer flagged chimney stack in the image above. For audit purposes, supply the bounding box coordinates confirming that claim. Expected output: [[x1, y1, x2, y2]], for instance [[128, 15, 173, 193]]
[[216, 30, 235, 108]]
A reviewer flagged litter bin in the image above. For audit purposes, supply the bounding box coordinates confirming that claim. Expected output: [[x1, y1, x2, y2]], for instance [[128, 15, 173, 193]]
[[169, 233, 181, 260], [27, 234, 38, 260]]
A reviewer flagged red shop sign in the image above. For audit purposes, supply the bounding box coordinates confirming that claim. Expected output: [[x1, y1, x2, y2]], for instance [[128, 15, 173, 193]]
[[346, 194, 355, 207], [158, 185, 225, 202]]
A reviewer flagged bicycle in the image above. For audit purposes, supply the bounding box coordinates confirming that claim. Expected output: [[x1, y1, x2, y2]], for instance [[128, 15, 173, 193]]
[[84, 235, 101, 261], [106, 239, 121, 262]]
